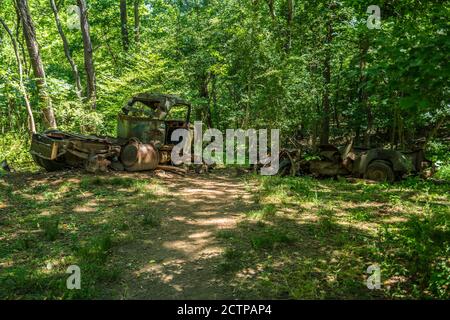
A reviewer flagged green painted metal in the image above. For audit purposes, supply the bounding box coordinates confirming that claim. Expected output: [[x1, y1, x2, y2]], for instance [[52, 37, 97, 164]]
[[117, 115, 166, 145]]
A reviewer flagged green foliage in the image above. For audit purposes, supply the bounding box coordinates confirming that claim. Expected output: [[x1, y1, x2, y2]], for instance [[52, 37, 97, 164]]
[[435, 165, 450, 181], [1, 0, 448, 150], [55, 102, 107, 135], [427, 141, 450, 164], [0, 133, 36, 171], [427, 140, 450, 181]]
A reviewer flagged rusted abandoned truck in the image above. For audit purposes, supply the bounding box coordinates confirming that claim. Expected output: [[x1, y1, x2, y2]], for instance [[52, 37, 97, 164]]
[[30, 93, 192, 173], [279, 142, 432, 182]]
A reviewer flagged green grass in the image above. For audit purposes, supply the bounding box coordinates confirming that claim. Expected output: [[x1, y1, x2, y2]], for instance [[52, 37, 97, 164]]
[[216, 248, 244, 273], [0, 173, 167, 299], [250, 227, 293, 249], [0, 170, 448, 300], [142, 211, 161, 228], [348, 209, 372, 222], [39, 218, 60, 241], [77, 234, 113, 264], [216, 230, 235, 240], [216, 175, 450, 299], [246, 204, 277, 220]]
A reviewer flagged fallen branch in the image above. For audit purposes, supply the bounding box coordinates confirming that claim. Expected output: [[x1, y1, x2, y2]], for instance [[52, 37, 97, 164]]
[[156, 165, 187, 176]]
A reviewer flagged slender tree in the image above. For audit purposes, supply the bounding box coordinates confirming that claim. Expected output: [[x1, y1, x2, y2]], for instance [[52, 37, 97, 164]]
[[15, 0, 57, 129], [134, 0, 140, 44], [199, 71, 214, 128], [77, 0, 96, 109], [50, 0, 82, 99], [120, 0, 129, 51], [14, 7, 28, 74], [359, 37, 372, 148], [286, 0, 293, 52], [265, 0, 275, 20], [0, 17, 36, 134], [320, 15, 333, 145]]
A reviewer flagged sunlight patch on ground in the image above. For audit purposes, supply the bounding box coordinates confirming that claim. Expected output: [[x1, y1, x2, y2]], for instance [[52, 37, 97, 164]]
[[162, 239, 223, 257], [73, 200, 98, 213], [183, 217, 238, 227]]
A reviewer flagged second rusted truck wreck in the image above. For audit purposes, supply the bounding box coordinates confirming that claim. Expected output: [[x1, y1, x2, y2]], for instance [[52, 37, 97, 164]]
[[279, 142, 432, 182], [30, 93, 193, 173]]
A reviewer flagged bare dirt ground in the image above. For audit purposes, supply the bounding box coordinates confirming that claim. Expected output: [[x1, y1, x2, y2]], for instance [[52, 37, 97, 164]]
[[104, 171, 255, 299]]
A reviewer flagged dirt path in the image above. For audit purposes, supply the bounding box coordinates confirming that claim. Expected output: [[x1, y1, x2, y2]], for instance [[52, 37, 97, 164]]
[[106, 172, 255, 299]]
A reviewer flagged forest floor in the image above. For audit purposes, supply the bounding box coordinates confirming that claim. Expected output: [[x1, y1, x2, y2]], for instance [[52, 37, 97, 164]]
[[0, 169, 448, 299]]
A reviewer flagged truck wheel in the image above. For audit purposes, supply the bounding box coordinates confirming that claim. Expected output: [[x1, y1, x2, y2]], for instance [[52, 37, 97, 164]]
[[364, 161, 395, 183]]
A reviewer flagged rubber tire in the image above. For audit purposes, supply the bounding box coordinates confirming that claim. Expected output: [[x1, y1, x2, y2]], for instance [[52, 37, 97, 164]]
[[364, 160, 395, 183]]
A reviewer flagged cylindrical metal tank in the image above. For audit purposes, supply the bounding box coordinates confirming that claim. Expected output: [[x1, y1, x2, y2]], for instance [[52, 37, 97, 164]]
[[121, 139, 160, 172]]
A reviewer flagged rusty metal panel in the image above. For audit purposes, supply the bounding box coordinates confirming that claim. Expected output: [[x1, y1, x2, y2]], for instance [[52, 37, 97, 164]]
[[117, 115, 166, 145]]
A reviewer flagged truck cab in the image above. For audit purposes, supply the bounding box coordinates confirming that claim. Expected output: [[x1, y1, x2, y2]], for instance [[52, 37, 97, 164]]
[[30, 93, 193, 172]]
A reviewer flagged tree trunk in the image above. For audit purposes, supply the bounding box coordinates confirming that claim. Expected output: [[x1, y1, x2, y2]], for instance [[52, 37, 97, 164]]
[[333, 58, 343, 129], [211, 74, 217, 126], [134, 0, 140, 44], [120, 0, 129, 51], [13, 3, 29, 73], [199, 72, 213, 128], [311, 100, 321, 150], [390, 109, 397, 148], [0, 17, 36, 134], [50, 0, 83, 99], [359, 38, 372, 148], [320, 18, 333, 145], [265, 0, 276, 20], [286, 0, 293, 52], [77, 0, 97, 109], [15, 0, 56, 129], [398, 113, 404, 150]]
